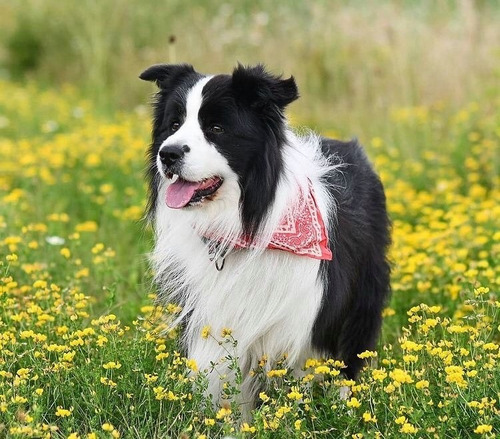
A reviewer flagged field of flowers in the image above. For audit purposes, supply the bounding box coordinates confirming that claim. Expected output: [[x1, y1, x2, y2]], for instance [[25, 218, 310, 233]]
[[0, 80, 499, 438]]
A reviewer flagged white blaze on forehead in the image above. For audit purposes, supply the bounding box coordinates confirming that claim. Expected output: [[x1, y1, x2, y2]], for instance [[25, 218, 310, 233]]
[[184, 76, 212, 122], [160, 76, 212, 152]]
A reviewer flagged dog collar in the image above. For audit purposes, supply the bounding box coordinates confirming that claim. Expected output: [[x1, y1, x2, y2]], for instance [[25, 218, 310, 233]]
[[202, 182, 332, 266]]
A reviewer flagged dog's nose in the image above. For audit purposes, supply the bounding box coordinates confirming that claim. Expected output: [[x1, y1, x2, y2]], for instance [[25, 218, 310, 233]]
[[158, 145, 188, 167]]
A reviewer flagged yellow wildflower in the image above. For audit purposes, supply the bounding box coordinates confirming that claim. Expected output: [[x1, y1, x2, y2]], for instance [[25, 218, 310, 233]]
[[362, 411, 377, 423], [102, 361, 122, 370], [186, 358, 198, 372], [241, 423, 256, 433], [221, 327, 232, 337], [55, 406, 73, 417], [102, 423, 114, 432], [357, 350, 377, 359], [201, 325, 211, 339], [215, 407, 232, 419], [314, 365, 330, 374], [60, 247, 71, 258], [390, 368, 413, 384], [75, 221, 98, 232], [400, 423, 418, 434], [259, 392, 270, 403], [346, 397, 361, 408], [474, 424, 493, 434], [287, 387, 303, 400], [415, 380, 429, 389], [267, 368, 287, 378]]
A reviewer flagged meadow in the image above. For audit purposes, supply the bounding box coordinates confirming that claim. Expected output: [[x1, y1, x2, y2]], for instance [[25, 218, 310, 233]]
[[1, 1, 500, 438]]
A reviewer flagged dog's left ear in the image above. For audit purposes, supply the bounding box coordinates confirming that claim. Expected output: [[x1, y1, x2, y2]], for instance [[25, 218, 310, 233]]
[[232, 64, 298, 110], [139, 63, 195, 90]]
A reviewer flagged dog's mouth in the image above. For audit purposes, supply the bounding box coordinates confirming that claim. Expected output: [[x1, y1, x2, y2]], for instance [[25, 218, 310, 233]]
[[165, 174, 224, 209]]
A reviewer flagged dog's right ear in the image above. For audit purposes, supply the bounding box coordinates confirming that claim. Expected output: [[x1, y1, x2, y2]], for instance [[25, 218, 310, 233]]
[[232, 64, 298, 111], [139, 63, 195, 89]]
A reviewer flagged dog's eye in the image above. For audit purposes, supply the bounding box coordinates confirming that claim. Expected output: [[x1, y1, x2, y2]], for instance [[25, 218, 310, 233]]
[[209, 125, 224, 134], [170, 122, 181, 132]]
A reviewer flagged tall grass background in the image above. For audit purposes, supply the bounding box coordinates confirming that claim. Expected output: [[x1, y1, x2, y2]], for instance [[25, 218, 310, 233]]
[[1, 0, 499, 135]]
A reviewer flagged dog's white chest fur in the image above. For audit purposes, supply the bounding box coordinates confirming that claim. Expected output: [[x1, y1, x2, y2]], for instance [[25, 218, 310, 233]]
[[152, 186, 325, 402]]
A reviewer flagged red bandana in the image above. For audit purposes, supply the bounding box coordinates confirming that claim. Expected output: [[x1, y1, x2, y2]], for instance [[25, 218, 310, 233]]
[[204, 183, 332, 261]]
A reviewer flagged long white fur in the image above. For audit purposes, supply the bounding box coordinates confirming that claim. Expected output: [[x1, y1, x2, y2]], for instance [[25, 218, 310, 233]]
[[151, 77, 340, 408]]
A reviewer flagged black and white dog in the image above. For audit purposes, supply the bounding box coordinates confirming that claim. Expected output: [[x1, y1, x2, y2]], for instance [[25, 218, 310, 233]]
[[140, 64, 390, 407]]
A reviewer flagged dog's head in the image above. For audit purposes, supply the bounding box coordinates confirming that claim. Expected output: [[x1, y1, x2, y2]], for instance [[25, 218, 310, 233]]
[[140, 63, 298, 237]]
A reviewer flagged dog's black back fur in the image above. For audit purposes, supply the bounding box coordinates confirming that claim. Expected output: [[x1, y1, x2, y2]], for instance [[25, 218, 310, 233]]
[[313, 138, 391, 378]]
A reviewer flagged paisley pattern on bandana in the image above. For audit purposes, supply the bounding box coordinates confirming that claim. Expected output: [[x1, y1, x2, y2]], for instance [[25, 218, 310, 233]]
[[267, 184, 332, 260], [204, 183, 332, 261]]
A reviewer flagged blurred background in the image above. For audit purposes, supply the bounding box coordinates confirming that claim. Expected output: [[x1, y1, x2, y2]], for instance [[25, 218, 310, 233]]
[[1, 0, 499, 136]]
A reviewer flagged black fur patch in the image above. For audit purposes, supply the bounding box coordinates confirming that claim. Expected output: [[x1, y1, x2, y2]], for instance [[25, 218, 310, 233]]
[[312, 138, 391, 378]]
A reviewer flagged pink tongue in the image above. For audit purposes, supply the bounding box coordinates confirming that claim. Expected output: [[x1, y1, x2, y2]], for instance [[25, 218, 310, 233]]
[[166, 179, 202, 209]]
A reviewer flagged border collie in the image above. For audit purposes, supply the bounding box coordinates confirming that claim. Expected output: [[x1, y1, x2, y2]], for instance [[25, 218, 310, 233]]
[[140, 63, 390, 409]]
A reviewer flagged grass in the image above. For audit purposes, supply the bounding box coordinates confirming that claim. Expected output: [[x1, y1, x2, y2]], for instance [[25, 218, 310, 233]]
[[0, 74, 499, 438]]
